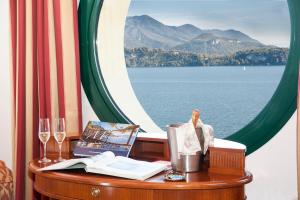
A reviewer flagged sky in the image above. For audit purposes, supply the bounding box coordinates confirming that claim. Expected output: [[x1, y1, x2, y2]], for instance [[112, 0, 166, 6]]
[[128, 0, 290, 47]]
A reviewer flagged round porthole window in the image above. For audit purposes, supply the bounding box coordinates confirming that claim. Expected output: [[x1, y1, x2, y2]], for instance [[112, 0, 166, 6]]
[[79, 0, 300, 155], [125, 0, 290, 139]]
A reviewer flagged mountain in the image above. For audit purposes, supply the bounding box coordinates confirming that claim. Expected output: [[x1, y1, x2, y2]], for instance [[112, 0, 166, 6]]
[[202, 29, 260, 43], [176, 24, 203, 39], [171, 33, 265, 56], [125, 15, 264, 55], [125, 15, 202, 49], [124, 15, 287, 67]]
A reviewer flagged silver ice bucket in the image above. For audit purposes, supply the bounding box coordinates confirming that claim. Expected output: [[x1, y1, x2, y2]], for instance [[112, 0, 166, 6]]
[[167, 123, 201, 172]]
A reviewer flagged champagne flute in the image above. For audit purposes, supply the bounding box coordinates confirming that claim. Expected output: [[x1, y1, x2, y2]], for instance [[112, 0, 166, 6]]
[[54, 118, 66, 162], [38, 118, 51, 163]]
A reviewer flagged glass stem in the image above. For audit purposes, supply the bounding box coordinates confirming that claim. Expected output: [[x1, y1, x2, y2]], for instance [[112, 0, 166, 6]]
[[43, 143, 47, 159], [59, 143, 62, 158]]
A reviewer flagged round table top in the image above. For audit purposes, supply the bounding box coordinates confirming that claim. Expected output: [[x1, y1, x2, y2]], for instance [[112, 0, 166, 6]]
[[29, 159, 252, 190]]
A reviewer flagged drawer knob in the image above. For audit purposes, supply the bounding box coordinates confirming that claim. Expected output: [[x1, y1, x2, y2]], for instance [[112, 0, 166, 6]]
[[91, 187, 101, 197]]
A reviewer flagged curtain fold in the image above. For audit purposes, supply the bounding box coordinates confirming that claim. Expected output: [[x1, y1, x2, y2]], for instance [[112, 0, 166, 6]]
[[9, 0, 82, 199], [14, 0, 26, 199], [52, 0, 65, 119]]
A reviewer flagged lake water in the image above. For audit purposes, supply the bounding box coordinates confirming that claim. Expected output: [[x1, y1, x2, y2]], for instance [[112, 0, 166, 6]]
[[127, 66, 285, 138]]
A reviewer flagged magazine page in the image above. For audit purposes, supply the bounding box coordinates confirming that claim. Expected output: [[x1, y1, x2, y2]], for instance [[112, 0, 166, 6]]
[[38, 158, 92, 171], [39, 151, 115, 171], [86, 156, 167, 180]]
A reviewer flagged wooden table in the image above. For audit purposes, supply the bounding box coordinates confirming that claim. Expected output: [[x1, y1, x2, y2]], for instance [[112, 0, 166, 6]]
[[29, 159, 252, 200]]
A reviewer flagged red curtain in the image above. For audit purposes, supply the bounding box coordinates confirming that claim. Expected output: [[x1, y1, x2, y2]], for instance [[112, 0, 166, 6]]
[[9, 0, 82, 199]]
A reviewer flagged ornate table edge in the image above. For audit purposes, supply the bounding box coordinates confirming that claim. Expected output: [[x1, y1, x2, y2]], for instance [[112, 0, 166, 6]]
[[29, 160, 253, 190]]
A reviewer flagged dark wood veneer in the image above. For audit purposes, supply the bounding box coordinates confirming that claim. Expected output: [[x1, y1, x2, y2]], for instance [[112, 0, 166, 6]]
[[209, 147, 246, 176], [130, 136, 170, 161]]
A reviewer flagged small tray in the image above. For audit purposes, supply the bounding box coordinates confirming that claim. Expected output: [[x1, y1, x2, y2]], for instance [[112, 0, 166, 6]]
[[164, 171, 186, 182]]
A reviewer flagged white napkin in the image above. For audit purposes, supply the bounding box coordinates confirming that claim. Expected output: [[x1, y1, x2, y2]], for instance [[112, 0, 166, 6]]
[[175, 120, 201, 156], [174, 119, 214, 156], [197, 119, 214, 154]]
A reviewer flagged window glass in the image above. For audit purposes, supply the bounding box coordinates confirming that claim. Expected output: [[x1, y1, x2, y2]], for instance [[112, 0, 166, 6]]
[[124, 0, 290, 138]]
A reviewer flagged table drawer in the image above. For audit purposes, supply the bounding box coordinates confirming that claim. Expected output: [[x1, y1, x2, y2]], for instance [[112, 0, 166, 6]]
[[35, 175, 102, 200]]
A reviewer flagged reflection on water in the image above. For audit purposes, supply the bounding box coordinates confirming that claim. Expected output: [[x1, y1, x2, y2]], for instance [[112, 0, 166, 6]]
[[127, 66, 284, 138]]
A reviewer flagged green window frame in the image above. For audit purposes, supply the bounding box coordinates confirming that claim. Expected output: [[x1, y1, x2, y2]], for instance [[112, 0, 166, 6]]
[[79, 0, 300, 155]]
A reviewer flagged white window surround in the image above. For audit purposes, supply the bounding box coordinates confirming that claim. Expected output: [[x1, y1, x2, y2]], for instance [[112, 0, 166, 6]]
[[97, 0, 162, 133]]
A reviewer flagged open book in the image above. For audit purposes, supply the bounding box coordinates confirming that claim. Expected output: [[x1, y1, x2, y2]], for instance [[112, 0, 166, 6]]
[[39, 152, 167, 181]]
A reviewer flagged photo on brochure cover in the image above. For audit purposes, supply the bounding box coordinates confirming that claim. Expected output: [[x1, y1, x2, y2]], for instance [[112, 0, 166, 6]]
[[73, 121, 140, 157]]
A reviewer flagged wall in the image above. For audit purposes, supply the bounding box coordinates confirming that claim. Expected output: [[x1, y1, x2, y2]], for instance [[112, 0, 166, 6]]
[[81, 86, 98, 127], [246, 112, 297, 199], [0, 0, 13, 170]]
